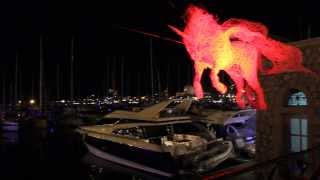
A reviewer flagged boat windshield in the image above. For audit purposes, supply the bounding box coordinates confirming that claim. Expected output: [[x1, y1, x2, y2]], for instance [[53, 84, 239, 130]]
[[112, 127, 144, 139], [172, 122, 213, 140], [231, 110, 255, 118], [141, 122, 214, 144], [112, 122, 214, 144]]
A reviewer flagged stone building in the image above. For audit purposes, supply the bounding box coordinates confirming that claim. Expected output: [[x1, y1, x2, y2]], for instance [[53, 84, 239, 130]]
[[256, 37, 320, 179]]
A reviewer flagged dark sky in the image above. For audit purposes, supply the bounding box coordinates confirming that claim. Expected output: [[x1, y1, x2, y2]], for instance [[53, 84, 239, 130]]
[[0, 0, 319, 101]]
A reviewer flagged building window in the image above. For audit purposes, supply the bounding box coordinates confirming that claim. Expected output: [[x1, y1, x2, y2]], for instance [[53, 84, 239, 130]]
[[287, 89, 307, 106], [290, 118, 308, 152]]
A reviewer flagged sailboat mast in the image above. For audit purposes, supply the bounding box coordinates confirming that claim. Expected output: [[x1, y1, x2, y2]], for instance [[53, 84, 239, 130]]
[[19, 61, 22, 101], [2, 74, 5, 112], [56, 64, 60, 100], [14, 53, 18, 106], [39, 36, 43, 112], [70, 36, 74, 101], [157, 69, 161, 97], [149, 38, 154, 99], [31, 73, 34, 99], [112, 56, 116, 92], [121, 56, 124, 97], [106, 57, 110, 96], [137, 71, 141, 96]]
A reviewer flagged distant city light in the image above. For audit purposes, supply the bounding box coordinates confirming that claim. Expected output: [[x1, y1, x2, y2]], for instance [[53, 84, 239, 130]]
[[29, 99, 35, 105]]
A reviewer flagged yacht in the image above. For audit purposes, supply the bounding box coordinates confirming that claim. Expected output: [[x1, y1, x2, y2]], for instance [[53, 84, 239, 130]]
[[77, 100, 234, 178]]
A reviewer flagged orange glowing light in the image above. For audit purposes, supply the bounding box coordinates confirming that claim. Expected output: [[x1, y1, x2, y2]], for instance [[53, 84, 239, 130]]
[[170, 5, 315, 110]]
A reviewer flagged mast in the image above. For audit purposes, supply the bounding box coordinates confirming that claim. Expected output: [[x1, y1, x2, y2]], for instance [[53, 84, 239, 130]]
[[121, 56, 124, 97], [9, 83, 13, 107], [166, 63, 170, 93], [31, 73, 34, 99], [39, 36, 43, 112], [19, 60, 22, 101], [177, 62, 181, 92], [106, 57, 110, 96], [149, 38, 154, 99], [137, 71, 141, 96], [2, 74, 5, 112], [70, 36, 74, 101], [157, 69, 161, 97], [14, 53, 18, 106], [102, 60, 105, 97], [56, 64, 60, 100], [111, 56, 116, 93]]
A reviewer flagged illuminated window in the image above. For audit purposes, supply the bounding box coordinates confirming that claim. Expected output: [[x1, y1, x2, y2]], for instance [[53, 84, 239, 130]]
[[290, 118, 308, 152], [287, 89, 307, 106]]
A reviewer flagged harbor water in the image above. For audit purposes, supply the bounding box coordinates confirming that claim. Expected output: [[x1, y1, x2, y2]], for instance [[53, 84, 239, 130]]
[[0, 124, 136, 180]]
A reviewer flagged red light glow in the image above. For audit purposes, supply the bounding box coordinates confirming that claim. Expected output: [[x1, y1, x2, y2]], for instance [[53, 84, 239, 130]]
[[170, 5, 315, 110]]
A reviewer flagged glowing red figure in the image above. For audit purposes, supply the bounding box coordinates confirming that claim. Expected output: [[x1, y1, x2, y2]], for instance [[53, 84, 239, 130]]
[[170, 5, 314, 110]]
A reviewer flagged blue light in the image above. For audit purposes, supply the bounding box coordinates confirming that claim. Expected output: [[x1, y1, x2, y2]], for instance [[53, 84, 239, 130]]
[[245, 136, 254, 141], [49, 128, 55, 133]]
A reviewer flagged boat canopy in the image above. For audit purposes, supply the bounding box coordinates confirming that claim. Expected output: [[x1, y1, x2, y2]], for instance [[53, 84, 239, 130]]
[[103, 100, 192, 122]]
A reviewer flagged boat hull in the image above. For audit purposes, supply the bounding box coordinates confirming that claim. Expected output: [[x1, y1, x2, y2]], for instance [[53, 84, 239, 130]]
[[85, 135, 178, 178]]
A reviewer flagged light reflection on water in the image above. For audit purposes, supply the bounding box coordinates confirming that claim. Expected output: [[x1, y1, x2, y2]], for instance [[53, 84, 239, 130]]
[[1, 131, 19, 144]]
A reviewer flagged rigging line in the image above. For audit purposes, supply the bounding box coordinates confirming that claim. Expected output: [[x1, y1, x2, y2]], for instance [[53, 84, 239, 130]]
[[113, 25, 183, 45]]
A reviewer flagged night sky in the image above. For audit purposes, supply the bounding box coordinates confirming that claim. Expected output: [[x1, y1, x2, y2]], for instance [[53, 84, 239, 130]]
[[0, 0, 319, 102]]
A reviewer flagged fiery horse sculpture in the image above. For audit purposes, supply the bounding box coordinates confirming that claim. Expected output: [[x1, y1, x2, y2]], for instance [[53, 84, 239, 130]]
[[169, 5, 314, 110]]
